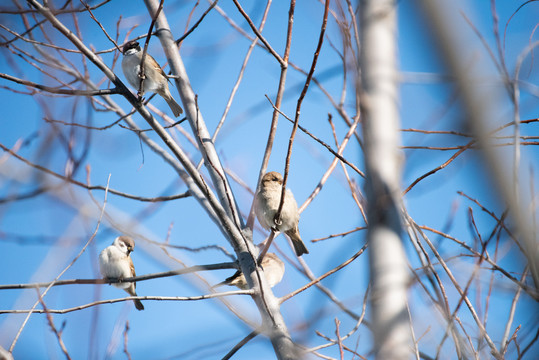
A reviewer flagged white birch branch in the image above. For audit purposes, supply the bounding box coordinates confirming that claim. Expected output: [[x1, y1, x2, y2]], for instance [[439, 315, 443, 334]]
[[143, 0, 243, 229], [359, 0, 411, 358], [140, 1, 300, 358]]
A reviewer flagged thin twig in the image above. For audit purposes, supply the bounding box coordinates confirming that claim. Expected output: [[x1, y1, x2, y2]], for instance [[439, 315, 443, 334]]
[[0, 262, 238, 290], [311, 227, 365, 243], [78, 0, 121, 52], [280, 242, 367, 303], [2, 291, 255, 314], [265, 95, 364, 177], [0, 142, 190, 203], [138, 0, 165, 97], [276, 0, 330, 226], [176, 0, 220, 46], [0, 72, 121, 95], [335, 318, 344, 360], [246, 0, 296, 230], [221, 330, 259, 360], [37, 290, 72, 360], [9, 174, 112, 352], [123, 321, 132, 360], [231, 0, 284, 66]]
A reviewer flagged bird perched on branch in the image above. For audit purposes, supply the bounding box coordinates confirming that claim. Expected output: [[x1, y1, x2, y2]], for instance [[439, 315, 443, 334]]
[[121, 40, 183, 117], [99, 236, 144, 311], [255, 171, 309, 256], [213, 253, 285, 290]]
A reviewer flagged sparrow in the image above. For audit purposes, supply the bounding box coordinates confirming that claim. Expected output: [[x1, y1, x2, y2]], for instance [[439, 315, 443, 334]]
[[254, 171, 309, 256], [121, 40, 183, 117], [99, 236, 144, 311], [213, 253, 285, 290]]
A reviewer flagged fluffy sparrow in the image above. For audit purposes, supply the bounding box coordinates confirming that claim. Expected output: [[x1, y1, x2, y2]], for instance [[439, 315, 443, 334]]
[[254, 171, 309, 256], [121, 40, 183, 117], [99, 236, 144, 311], [213, 253, 285, 290]]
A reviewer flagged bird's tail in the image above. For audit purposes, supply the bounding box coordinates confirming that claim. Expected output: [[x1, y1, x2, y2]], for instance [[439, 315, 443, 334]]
[[212, 271, 241, 289], [126, 288, 145, 311], [212, 281, 226, 289], [165, 97, 183, 117], [133, 299, 145, 311], [285, 228, 309, 256]]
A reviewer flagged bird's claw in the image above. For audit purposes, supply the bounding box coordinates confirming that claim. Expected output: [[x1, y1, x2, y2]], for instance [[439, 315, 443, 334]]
[[105, 277, 121, 285]]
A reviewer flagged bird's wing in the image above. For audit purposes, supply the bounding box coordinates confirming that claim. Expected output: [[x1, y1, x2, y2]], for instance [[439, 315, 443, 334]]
[[128, 256, 137, 289], [146, 55, 170, 83]]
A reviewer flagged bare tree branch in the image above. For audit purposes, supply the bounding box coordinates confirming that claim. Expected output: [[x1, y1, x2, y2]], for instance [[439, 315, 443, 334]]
[[360, 0, 411, 358]]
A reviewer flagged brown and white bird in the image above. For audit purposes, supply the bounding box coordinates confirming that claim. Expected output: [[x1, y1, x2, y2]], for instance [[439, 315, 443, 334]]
[[99, 236, 144, 311], [213, 253, 285, 290], [121, 40, 183, 117], [254, 171, 309, 256]]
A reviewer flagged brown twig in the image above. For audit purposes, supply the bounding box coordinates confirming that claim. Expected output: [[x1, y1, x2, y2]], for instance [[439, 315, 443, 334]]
[[0, 142, 190, 203], [299, 111, 362, 214], [246, 0, 296, 230], [457, 191, 520, 251], [417, 224, 538, 300], [0, 72, 121, 95], [209, 0, 272, 147], [137, 0, 166, 98], [123, 321, 132, 360], [0, 0, 111, 15], [311, 227, 366, 243], [176, 0, 220, 46], [403, 141, 475, 195], [37, 290, 72, 360], [280, 242, 367, 303], [78, 0, 121, 52], [9, 173, 111, 352], [221, 330, 259, 360], [414, 221, 502, 358], [265, 95, 364, 178], [276, 0, 330, 226], [231, 0, 284, 66], [335, 318, 344, 360], [328, 114, 367, 221]]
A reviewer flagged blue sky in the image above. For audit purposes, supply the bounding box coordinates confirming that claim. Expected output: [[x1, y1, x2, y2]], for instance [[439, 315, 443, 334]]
[[1, 0, 538, 359]]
